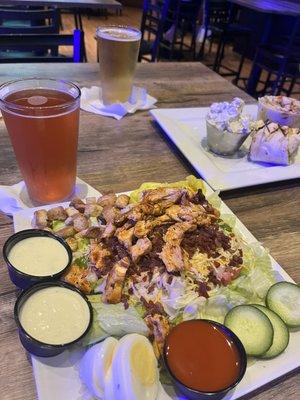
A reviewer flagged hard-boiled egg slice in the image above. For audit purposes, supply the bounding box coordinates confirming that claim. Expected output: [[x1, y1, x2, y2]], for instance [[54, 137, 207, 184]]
[[111, 333, 159, 400], [157, 382, 173, 400], [80, 337, 118, 399]]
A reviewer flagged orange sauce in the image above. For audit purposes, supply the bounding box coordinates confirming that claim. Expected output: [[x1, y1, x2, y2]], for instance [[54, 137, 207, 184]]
[[165, 320, 241, 392]]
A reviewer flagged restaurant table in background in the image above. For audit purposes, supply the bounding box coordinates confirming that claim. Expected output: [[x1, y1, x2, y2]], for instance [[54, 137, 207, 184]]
[[228, 0, 300, 96], [0, 62, 299, 400], [0, 0, 122, 11]]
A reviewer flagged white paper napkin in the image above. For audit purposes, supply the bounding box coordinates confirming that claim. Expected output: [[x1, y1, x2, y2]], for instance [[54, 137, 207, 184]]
[[80, 86, 157, 120], [0, 177, 101, 216]]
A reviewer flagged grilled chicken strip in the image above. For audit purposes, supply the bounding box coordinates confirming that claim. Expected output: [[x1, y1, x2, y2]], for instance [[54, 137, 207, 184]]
[[101, 222, 116, 238], [115, 194, 130, 209], [64, 265, 91, 293], [145, 314, 170, 358], [142, 187, 187, 205], [91, 243, 111, 270], [159, 222, 196, 272], [131, 237, 152, 262], [166, 203, 215, 225], [103, 257, 130, 304], [116, 226, 134, 249]]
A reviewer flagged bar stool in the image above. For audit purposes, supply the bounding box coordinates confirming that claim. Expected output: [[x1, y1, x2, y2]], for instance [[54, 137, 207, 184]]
[[198, 0, 252, 86], [246, 17, 300, 97]]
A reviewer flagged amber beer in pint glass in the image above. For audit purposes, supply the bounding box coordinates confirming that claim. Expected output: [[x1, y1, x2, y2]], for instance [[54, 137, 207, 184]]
[[96, 26, 141, 104], [0, 79, 80, 205]]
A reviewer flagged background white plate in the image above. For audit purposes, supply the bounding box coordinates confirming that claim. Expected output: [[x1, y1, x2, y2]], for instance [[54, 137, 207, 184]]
[[13, 183, 300, 400], [150, 105, 300, 191]]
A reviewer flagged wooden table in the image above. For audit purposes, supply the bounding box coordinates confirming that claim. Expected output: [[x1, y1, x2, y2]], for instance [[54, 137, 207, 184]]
[[229, 0, 300, 16], [0, 63, 299, 400], [0, 0, 122, 11]]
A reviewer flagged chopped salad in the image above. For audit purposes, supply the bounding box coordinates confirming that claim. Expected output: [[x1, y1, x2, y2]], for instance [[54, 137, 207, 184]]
[[32, 176, 277, 355]]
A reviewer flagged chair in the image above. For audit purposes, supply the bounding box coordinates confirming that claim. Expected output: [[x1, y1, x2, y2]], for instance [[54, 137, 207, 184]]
[[246, 17, 300, 97], [139, 0, 171, 62], [0, 30, 84, 63], [0, 7, 60, 33], [161, 0, 203, 60], [198, 0, 252, 85]]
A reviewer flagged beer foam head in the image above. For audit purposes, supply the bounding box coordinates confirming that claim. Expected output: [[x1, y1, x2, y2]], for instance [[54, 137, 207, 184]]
[[96, 26, 141, 41]]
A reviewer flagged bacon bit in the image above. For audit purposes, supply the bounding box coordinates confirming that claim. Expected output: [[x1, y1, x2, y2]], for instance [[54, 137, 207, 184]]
[[140, 297, 166, 316], [198, 282, 209, 298], [147, 283, 156, 294], [228, 255, 243, 267], [167, 275, 173, 285], [121, 294, 129, 310], [142, 275, 147, 282], [128, 287, 134, 295], [214, 261, 220, 268]]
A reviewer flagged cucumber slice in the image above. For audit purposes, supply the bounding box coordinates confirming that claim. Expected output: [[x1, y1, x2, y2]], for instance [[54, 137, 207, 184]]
[[253, 304, 289, 358], [266, 282, 300, 328], [225, 305, 274, 356]]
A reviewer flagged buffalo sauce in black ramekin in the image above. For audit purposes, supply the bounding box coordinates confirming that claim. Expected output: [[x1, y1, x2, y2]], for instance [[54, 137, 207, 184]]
[[164, 320, 242, 393]]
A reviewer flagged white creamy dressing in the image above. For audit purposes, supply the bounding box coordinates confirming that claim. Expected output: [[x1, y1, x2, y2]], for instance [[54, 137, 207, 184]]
[[19, 286, 90, 344], [8, 236, 69, 276]]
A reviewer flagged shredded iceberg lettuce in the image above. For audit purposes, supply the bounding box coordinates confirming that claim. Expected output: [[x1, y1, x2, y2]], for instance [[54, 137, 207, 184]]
[[92, 302, 149, 337]]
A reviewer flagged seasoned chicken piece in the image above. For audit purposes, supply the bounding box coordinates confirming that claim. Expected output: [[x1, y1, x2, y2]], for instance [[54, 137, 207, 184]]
[[65, 237, 78, 251], [64, 265, 92, 293], [164, 221, 196, 243], [125, 206, 143, 222], [97, 193, 117, 207], [47, 206, 67, 221], [115, 194, 130, 209], [103, 257, 130, 303], [78, 227, 103, 239], [116, 226, 134, 249], [101, 222, 116, 238], [151, 214, 172, 227], [160, 243, 185, 272], [73, 214, 89, 232], [145, 314, 170, 358], [84, 204, 103, 218], [70, 197, 86, 213], [134, 220, 151, 238], [32, 209, 48, 228], [90, 243, 111, 270], [130, 237, 152, 262], [102, 206, 121, 224], [159, 222, 196, 272], [65, 207, 79, 217], [166, 203, 214, 225], [55, 226, 76, 238], [86, 196, 97, 204], [142, 188, 186, 205]]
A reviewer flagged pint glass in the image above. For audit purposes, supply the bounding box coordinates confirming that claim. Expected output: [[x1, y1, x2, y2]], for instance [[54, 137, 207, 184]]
[[0, 78, 81, 205], [96, 26, 141, 105]]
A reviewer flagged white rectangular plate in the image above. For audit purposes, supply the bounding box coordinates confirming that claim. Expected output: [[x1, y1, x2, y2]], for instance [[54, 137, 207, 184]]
[[13, 183, 300, 400], [150, 105, 300, 191]]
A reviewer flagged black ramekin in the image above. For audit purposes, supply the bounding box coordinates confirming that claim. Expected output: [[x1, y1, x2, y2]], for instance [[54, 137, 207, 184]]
[[163, 319, 247, 400], [14, 281, 93, 357], [3, 229, 73, 289]]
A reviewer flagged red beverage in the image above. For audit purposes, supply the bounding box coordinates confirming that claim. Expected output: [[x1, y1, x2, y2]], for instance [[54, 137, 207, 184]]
[[0, 79, 81, 204]]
